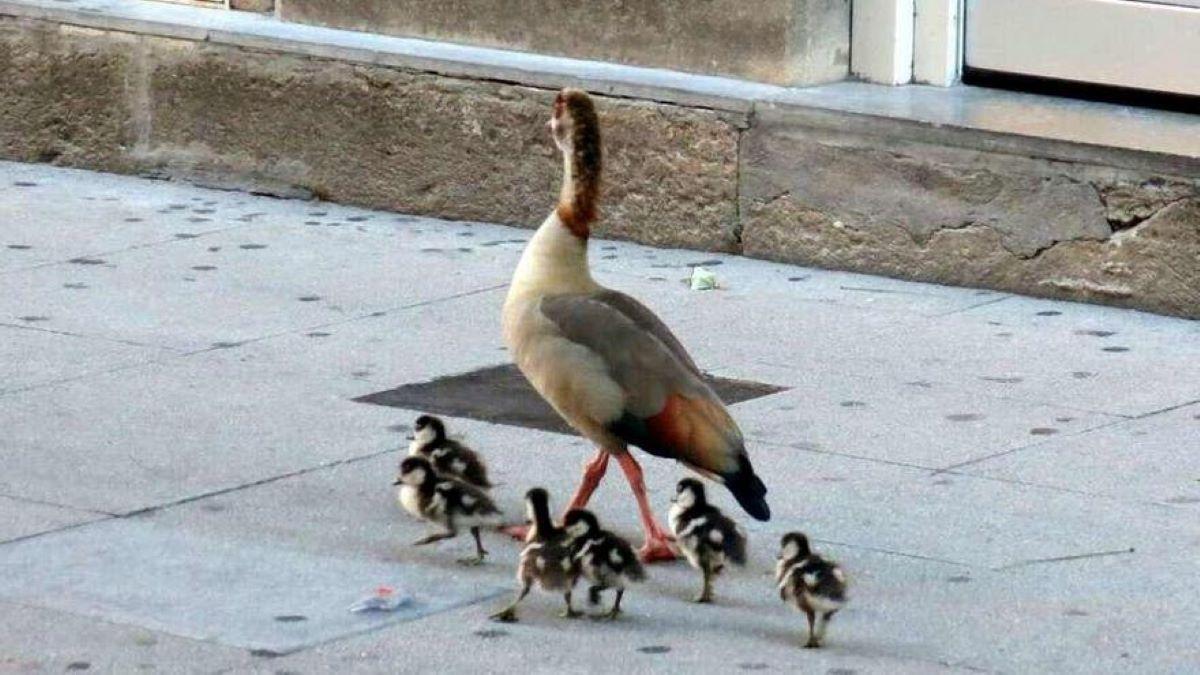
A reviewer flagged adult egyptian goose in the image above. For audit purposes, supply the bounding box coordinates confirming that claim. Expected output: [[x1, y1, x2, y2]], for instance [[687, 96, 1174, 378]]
[[501, 88, 770, 562]]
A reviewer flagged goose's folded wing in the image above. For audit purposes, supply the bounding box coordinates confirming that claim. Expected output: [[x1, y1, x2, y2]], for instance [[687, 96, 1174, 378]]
[[540, 290, 743, 476]]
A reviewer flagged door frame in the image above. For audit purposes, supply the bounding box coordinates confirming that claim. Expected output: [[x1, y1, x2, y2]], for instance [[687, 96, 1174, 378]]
[[852, 0, 964, 86]]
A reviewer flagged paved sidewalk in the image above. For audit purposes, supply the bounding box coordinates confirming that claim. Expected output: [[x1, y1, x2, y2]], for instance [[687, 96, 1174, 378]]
[[1, 160, 1198, 674]]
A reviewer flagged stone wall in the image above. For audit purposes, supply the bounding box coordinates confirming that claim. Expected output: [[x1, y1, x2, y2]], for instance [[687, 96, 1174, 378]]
[[1, 16, 1197, 318], [0, 18, 743, 252]]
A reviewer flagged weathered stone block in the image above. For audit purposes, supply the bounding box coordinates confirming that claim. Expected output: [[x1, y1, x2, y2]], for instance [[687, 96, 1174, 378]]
[[740, 111, 1200, 318], [278, 0, 851, 86], [0, 20, 137, 172], [230, 0, 275, 12], [142, 41, 740, 250]]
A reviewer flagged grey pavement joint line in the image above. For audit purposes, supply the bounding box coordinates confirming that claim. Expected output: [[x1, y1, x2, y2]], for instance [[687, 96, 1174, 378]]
[[0, 492, 115, 517], [931, 417, 1130, 475], [931, 295, 1012, 318], [938, 468, 1178, 510], [0, 359, 171, 400], [993, 547, 1137, 572], [1131, 397, 1200, 421], [115, 446, 399, 520], [0, 283, 506, 399], [750, 436, 937, 472], [757, 351, 1135, 420], [754, 433, 1174, 510], [0, 515, 114, 547], [982, 394, 1133, 421], [838, 285, 946, 298], [812, 537, 977, 569], [178, 282, 508, 357], [0, 321, 181, 351], [0, 222, 253, 278], [0, 446, 402, 548], [0, 596, 251, 658]]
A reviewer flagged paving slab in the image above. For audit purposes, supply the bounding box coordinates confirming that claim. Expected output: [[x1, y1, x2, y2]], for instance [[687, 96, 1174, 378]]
[[3, 160, 1199, 673]]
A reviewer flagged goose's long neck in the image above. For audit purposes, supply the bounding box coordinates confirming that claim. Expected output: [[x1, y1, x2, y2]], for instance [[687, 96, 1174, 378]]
[[509, 140, 601, 297], [556, 142, 599, 237]]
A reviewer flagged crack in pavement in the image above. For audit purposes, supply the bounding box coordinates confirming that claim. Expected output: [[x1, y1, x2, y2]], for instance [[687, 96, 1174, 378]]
[[0, 446, 400, 547], [178, 282, 508, 357]]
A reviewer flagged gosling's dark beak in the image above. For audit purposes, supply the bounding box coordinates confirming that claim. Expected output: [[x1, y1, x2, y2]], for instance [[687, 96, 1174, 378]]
[[392, 477, 403, 486]]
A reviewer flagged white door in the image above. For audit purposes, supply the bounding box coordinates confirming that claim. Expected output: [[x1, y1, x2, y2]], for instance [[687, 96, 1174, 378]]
[[965, 0, 1200, 97]]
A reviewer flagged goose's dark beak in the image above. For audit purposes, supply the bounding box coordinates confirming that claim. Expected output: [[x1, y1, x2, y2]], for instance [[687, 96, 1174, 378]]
[[392, 477, 403, 486]]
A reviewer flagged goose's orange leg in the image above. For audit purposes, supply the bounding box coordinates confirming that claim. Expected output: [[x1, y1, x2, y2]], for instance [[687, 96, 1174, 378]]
[[615, 452, 677, 563], [566, 449, 610, 511]]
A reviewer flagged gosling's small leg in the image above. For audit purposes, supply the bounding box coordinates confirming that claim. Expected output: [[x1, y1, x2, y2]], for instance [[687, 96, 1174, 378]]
[[560, 590, 582, 619], [803, 609, 819, 648], [694, 567, 714, 603], [604, 588, 625, 620], [457, 527, 487, 565], [489, 582, 530, 623]]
